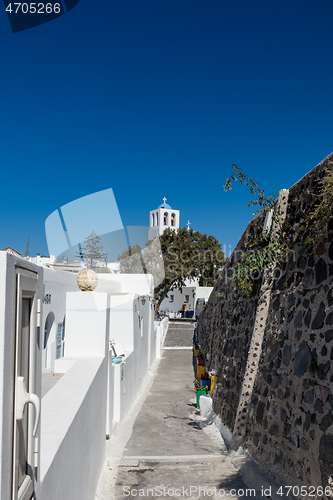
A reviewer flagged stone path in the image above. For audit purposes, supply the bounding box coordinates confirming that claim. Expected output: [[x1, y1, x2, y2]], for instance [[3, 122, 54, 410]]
[[163, 320, 196, 347], [97, 323, 280, 500]]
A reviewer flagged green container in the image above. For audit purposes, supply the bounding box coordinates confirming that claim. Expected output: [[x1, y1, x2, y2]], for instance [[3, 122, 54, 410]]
[[196, 389, 207, 407]]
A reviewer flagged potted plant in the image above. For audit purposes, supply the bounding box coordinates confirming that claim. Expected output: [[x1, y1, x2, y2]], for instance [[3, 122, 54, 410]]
[[197, 353, 205, 365], [197, 365, 205, 377], [194, 344, 200, 357], [193, 379, 208, 407], [198, 372, 211, 390], [196, 352, 206, 377]]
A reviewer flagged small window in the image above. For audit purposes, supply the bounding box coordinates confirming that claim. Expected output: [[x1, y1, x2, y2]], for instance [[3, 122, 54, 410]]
[[171, 213, 176, 227], [169, 295, 174, 302], [152, 213, 155, 226], [184, 295, 189, 303], [164, 212, 168, 226]]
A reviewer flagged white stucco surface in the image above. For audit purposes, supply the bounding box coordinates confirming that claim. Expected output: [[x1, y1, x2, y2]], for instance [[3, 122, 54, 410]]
[[110, 294, 155, 424], [112, 350, 143, 422], [40, 288, 111, 500], [160, 285, 213, 316], [42, 268, 78, 370], [0, 256, 159, 500], [40, 357, 107, 500], [53, 358, 76, 373], [155, 317, 169, 358], [110, 294, 136, 351], [65, 292, 110, 357], [104, 273, 154, 296]]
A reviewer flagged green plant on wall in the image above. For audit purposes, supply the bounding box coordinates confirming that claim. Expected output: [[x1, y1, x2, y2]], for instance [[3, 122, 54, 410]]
[[223, 164, 277, 216], [233, 230, 285, 297], [223, 165, 286, 297], [296, 166, 333, 251], [282, 219, 292, 234], [309, 166, 333, 229], [304, 235, 315, 248]]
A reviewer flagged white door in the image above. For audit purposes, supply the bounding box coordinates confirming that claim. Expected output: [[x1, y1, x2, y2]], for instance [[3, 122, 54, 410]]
[[12, 269, 40, 500]]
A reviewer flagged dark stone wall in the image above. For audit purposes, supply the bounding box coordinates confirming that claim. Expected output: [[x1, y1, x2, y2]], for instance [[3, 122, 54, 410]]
[[198, 210, 265, 429], [197, 153, 333, 490]]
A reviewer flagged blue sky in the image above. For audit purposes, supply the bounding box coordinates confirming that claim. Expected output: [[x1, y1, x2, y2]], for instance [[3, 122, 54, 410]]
[[0, 0, 333, 258]]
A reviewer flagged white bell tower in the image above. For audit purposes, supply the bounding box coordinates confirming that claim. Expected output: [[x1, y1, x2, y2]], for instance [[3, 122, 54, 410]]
[[148, 197, 180, 240]]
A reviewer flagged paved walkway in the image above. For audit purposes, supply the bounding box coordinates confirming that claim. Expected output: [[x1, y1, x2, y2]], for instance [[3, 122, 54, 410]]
[[96, 322, 279, 500], [163, 320, 196, 347]]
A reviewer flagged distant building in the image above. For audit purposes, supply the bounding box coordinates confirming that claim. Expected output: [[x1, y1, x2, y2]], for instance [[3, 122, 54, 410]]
[[159, 281, 213, 319], [2, 247, 22, 258], [148, 197, 180, 240], [27, 254, 57, 267], [26, 255, 120, 274], [147, 200, 213, 318]]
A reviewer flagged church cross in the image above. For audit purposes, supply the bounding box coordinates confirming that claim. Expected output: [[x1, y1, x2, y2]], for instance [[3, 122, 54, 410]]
[[187, 220, 191, 230], [163, 197, 167, 204]]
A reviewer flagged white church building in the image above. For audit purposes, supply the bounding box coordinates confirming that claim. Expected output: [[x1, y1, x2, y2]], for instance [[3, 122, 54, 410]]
[[148, 197, 180, 240], [148, 198, 213, 319]]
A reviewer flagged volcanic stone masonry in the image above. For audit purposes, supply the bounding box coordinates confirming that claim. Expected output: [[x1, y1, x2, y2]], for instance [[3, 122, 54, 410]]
[[197, 152, 333, 493]]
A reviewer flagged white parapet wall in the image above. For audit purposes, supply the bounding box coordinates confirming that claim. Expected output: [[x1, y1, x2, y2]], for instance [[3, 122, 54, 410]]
[[110, 292, 156, 426], [64, 292, 110, 358], [112, 349, 146, 424], [40, 357, 108, 500], [40, 291, 110, 500], [42, 271, 153, 373], [103, 273, 154, 296], [155, 317, 169, 358], [0, 262, 157, 500], [42, 269, 122, 371]]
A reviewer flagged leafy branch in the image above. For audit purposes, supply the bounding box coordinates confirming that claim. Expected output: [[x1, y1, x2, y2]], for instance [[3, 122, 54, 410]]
[[224, 165, 286, 298], [223, 164, 277, 216]]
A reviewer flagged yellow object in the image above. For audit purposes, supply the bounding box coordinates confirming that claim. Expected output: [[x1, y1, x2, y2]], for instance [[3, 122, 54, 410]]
[[210, 375, 217, 394], [194, 348, 200, 356], [197, 365, 205, 377]]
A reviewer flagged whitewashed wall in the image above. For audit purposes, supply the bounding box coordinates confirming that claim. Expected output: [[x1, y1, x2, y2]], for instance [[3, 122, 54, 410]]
[[40, 358, 107, 500], [42, 271, 151, 372], [0, 263, 158, 500], [159, 285, 213, 316], [40, 274, 156, 499], [42, 269, 77, 371], [104, 273, 154, 296], [40, 291, 109, 500], [160, 286, 196, 315], [110, 292, 156, 425], [155, 317, 169, 358]]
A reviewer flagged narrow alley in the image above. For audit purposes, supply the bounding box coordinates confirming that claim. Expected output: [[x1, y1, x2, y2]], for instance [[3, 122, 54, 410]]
[[97, 321, 280, 500]]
